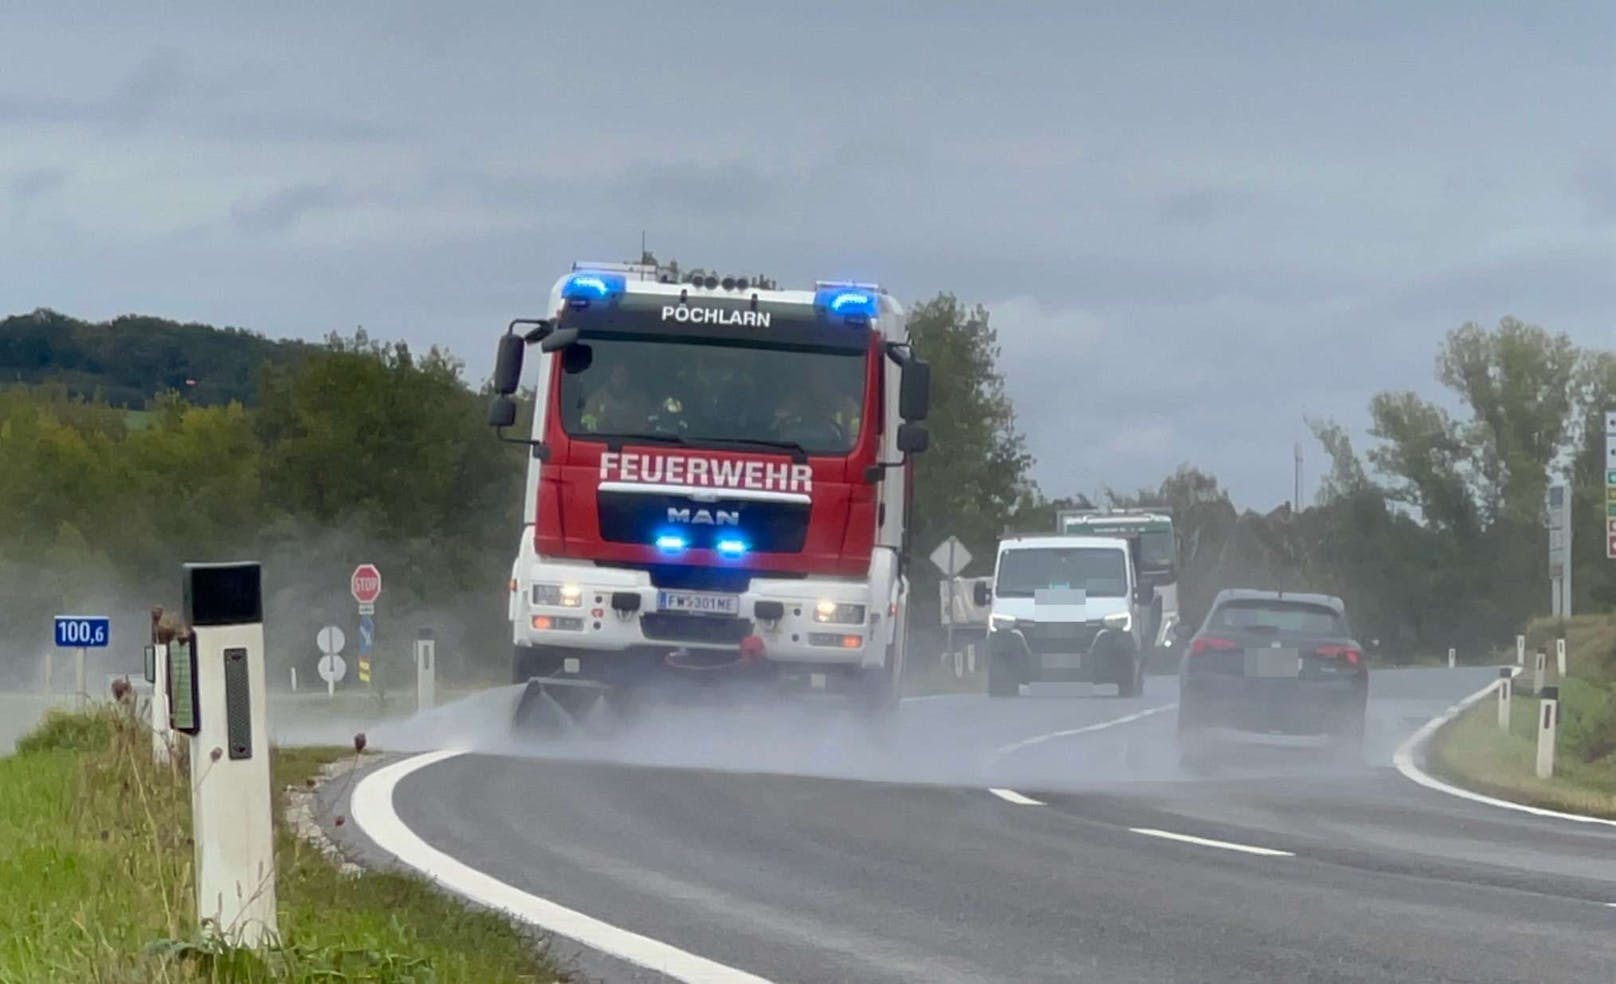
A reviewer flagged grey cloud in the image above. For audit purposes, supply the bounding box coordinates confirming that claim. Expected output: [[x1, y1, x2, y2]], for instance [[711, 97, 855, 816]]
[[1573, 160, 1616, 223], [617, 161, 778, 218], [108, 48, 188, 122], [230, 183, 345, 234], [1156, 187, 1256, 227], [10, 167, 67, 201]]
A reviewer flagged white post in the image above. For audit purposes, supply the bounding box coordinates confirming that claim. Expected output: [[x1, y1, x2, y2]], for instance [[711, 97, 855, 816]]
[[1556, 637, 1567, 677], [1497, 668, 1513, 732], [184, 562, 276, 948], [327, 673, 335, 699], [74, 647, 86, 707], [1536, 685, 1558, 779], [289, 666, 298, 692], [1447, 647, 1456, 669], [415, 629, 436, 714], [1515, 635, 1525, 666], [152, 641, 172, 765], [1533, 651, 1546, 695]]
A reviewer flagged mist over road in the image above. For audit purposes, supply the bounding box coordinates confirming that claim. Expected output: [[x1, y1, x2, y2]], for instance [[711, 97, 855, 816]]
[[330, 668, 1616, 983]]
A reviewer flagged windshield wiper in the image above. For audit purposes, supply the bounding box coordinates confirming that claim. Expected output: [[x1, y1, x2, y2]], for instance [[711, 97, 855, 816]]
[[599, 432, 690, 450], [698, 437, 811, 462]]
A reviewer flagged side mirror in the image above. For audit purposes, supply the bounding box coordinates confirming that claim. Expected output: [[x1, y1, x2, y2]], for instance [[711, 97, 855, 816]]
[[899, 358, 930, 422], [540, 326, 580, 353], [973, 581, 992, 607], [896, 422, 929, 454], [492, 333, 524, 395], [487, 395, 518, 428]]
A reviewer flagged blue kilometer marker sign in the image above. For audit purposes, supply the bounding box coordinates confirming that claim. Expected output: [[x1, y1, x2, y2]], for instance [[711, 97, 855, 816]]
[[54, 615, 110, 649]]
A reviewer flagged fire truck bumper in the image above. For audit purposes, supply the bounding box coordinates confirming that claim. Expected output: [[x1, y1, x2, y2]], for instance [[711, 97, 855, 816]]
[[511, 560, 888, 670]]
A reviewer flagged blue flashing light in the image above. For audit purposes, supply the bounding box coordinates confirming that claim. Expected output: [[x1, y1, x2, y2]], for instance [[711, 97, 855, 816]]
[[654, 533, 688, 553], [561, 271, 626, 308], [814, 287, 880, 324], [715, 537, 749, 558]]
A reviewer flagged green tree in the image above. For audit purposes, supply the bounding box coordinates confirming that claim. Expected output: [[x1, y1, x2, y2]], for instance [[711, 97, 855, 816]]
[[906, 295, 1036, 586]]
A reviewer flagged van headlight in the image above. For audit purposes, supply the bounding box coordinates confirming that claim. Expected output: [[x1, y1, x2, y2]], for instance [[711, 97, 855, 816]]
[[813, 600, 866, 625], [1103, 611, 1132, 632]]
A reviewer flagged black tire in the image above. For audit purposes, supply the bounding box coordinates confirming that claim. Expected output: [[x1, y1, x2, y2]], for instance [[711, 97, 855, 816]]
[[987, 645, 1021, 698], [1117, 650, 1145, 698]]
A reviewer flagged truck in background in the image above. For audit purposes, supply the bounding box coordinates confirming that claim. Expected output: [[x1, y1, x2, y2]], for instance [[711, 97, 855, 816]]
[[1055, 509, 1179, 652], [486, 261, 931, 724]]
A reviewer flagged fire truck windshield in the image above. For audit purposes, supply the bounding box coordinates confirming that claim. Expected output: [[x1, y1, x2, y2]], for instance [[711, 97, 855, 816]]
[[558, 336, 868, 455]]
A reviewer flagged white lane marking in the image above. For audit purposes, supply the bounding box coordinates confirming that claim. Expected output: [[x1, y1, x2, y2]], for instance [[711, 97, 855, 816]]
[[1392, 668, 1616, 830], [1129, 827, 1295, 857], [993, 703, 1177, 756], [350, 750, 776, 984], [988, 788, 1045, 806]]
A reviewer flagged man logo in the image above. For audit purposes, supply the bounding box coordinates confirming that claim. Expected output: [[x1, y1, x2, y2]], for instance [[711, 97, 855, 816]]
[[667, 507, 740, 526]]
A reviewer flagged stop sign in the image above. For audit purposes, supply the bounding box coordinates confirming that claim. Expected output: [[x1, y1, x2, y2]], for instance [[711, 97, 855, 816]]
[[350, 564, 382, 606]]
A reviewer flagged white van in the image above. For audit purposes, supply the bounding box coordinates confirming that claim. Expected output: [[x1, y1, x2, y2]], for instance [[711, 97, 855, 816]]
[[975, 534, 1146, 698]]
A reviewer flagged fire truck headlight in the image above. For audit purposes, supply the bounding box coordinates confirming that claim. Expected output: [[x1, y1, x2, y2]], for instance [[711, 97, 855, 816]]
[[533, 584, 584, 607]]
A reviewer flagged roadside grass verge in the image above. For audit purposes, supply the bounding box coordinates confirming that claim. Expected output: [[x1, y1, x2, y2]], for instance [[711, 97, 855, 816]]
[[0, 704, 567, 982], [1427, 689, 1616, 820]]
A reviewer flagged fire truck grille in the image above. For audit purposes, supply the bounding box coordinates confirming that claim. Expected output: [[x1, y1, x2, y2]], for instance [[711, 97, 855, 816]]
[[641, 613, 756, 646]]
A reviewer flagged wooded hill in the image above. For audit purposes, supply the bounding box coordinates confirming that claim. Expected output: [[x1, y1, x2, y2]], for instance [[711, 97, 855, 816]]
[[0, 308, 310, 408]]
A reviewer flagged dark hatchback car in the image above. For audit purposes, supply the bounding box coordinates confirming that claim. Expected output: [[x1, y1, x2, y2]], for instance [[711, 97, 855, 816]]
[[1176, 589, 1368, 764]]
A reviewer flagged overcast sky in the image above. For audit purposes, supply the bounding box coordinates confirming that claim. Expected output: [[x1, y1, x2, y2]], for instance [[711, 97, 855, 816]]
[[3, 2, 1612, 508]]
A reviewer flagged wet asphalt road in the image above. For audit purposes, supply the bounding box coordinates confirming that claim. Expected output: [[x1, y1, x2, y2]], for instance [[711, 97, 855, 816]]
[[328, 667, 1616, 983]]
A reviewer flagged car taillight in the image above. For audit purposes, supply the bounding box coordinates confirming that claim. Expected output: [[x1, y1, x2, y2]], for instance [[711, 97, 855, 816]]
[[1316, 644, 1361, 666], [1189, 635, 1238, 657]]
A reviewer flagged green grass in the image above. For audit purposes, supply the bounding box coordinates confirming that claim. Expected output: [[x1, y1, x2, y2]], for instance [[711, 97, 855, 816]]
[[1428, 691, 1616, 819], [0, 705, 568, 982]]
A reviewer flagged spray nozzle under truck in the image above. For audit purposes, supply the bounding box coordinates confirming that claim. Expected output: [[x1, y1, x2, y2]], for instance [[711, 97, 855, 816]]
[[486, 261, 932, 724]]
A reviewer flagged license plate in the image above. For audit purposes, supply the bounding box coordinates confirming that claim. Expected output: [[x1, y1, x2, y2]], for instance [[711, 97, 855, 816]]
[[1245, 648, 1300, 678], [656, 590, 740, 616], [1040, 652, 1084, 669], [1037, 622, 1085, 639]]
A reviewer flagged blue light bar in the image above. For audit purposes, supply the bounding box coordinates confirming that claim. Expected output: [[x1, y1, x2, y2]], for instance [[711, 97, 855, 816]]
[[715, 537, 749, 557], [561, 271, 626, 308], [814, 287, 879, 324], [654, 534, 688, 553]]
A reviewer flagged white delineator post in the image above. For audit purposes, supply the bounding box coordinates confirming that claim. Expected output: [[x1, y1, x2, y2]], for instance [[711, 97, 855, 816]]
[[1515, 634, 1525, 666], [183, 562, 276, 947], [416, 628, 436, 714], [1536, 685, 1559, 779], [151, 608, 172, 766], [1497, 667, 1513, 732], [1533, 650, 1547, 694], [1556, 637, 1567, 677], [1447, 647, 1456, 669], [289, 667, 298, 692]]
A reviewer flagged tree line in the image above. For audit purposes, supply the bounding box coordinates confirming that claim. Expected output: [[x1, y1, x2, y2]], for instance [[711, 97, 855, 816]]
[[913, 307, 1613, 658], [0, 302, 1599, 678]]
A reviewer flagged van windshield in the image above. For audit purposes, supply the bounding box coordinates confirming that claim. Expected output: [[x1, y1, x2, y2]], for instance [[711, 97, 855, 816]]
[[995, 547, 1127, 598]]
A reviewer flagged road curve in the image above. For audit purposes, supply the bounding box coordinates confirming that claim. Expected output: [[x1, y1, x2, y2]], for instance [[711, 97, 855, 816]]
[[330, 668, 1616, 983]]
